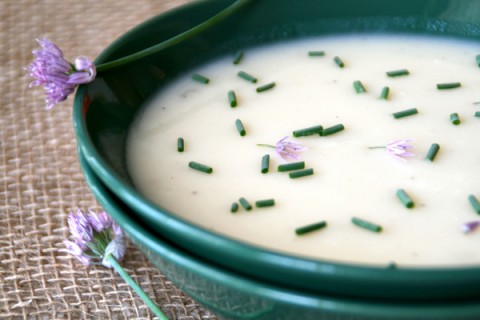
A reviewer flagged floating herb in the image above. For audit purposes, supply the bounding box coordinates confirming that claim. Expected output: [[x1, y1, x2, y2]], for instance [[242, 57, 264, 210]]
[[255, 199, 275, 208], [308, 51, 325, 57], [437, 82, 461, 90], [380, 86, 390, 100], [239, 197, 252, 211], [293, 125, 323, 137], [237, 71, 257, 83], [352, 217, 382, 233], [450, 113, 461, 125], [261, 154, 270, 174], [231, 202, 239, 213], [386, 69, 410, 77], [289, 168, 314, 179], [189, 161, 213, 174], [468, 195, 480, 214], [392, 108, 418, 119], [353, 80, 367, 93], [177, 137, 184, 152], [333, 56, 345, 68], [257, 136, 306, 160], [295, 221, 327, 235], [475, 111, 480, 117], [235, 119, 246, 136], [278, 161, 305, 172], [320, 124, 345, 136], [369, 139, 414, 162], [192, 73, 209, 84], [233, 50, 243, 65], [228, 90, 237, 107], [256, 82, 276, 93], [396, 189, 415, 208], [425, 143, 440, 162]]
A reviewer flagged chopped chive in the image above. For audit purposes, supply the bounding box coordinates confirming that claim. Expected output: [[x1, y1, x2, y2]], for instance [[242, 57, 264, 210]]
[[192, 73, 209, 84], [239, 197, 252, 211], [475, 111, 480, 117], [437, 82, 461, 90], [235, 119, 246, 136], [352, 217, 382, 233], [256, 82, 276, 93], [392, 108, 418, 119], [255, 199, 275, 208], [188, 161, 213, 174], [353, 80, 367, 93], [425, 143, 440, 162], [177, 137, 184, 152], [386, 69, 410, 77], [237, 71, 257, 83], [380, 86, 390, 100], [476, 54, 480, 67], [261, 154, 270, 174], [333, 56, 344, 68], [468, 195, 480, 214], [233, 50, 243, 64], [320, 124, 345, 136], [228, 90, 237, 107], [278, 161, 305, 172], [295, 221, 327, 235], [292, 125, 323, 137], [231, 202, 239, 213], [450, 112, 461, 125], [308, 50, 325, 57], [396, 189, 414, 208], [289, 168, 314, 179]]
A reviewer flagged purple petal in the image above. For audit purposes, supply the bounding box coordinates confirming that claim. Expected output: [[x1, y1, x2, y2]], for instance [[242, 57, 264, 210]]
[[462, 221, 480, 234], [102, 234, 126, 268]]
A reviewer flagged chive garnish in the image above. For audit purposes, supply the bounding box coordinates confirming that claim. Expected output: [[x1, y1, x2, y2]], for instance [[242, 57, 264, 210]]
[[333, 56, 345, 68], [353, 80, 367, 93], [188, 161, 213, 174], [231, 202, 239, 213], [228, 90, 237, 107], [380, 86, 390, 100], [237, 71, 257, 83], [256, 82, 276, 93], [295, 221, 327, 236], [437, 82, 461, 90], [475, 111, 480, 117], [468, 195, 480, 214], [261, 154, 270, 174], [239, 197, 252, 211], [289, 168, 314, 179], [425, 143, 440, 162], [476, 54, 480, 67], [278, 161, 305, 172], [292, 125, 323, 137], [396, 189, 414, 208], [320, 124, 345, 136], [450, 113, 461, 125], [177, 137, 184, 152], [386, 69, 409, 77], [392, 108, 418, 119], [192, 73, 209, 84], [233, 50, 243, 65], [352, 217, 382, 233], [235, 119, 246, 136], [255, 199, 275, 208], [308, 51, 325, 57]]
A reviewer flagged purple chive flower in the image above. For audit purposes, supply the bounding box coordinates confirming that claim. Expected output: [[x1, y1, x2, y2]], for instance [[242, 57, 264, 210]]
[[63, 209, 125, 268], [369, 139, 415, 162], [462, 220, 480, 234], [257, 136, 306, 160], [26, 38, 96, 109]]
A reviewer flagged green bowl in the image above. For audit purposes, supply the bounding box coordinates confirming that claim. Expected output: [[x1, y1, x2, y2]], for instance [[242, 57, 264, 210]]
[[74, 0, 480, 301], [78, 149, 480, 320]]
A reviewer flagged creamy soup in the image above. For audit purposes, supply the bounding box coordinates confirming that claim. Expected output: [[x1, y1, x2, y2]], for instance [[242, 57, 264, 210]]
[[126, 34, 480, 266]]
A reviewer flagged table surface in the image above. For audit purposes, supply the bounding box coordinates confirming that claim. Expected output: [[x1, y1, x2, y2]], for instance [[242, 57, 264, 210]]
[[0, 0, 218, 318]]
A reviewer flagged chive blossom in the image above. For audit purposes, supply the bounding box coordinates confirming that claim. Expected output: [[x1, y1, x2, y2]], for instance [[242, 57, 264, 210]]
[[289, 168, 314, 179], [239, 197, 252, 211], [333, 56, 345, 68], [278, 161, 305, 172], [425, 143, 440, 162], [189, 161, 213, 174], [352, 217, 382, 233], [392, 108, 418, 119], [308, 51, 325, 57], [231, 202, 239, 213], [293, 125, 323, 137], [386, 69, 410, 77], [192, 73, 209, 84], [396, 189, 414, 208], [228, 90, 237, 107], [177, 137, 184, 152], [255, 199, 275, 208], [320, 124, 345, 136], [256, 82, 276, 93], [233, 50, 243, 65], [450, 113, 461, 125], [353, 80, 366, 93], [437, 82, 461, 90], [237, 71, 257, 83], [380, 86, 390, 100], [468, 195, 480, 214], [261, 154, 270, 174], [295, 221, 327, 235], [235, 119, 246, 136]]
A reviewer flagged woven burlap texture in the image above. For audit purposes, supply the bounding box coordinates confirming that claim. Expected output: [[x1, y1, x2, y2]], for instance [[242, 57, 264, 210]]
[[0, 0, 217, 319]]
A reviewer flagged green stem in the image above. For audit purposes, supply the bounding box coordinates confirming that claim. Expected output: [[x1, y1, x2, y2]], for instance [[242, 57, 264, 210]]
[[257, 143, 276, 148], [96, 0, 254, 72], [105, 254, 169, 320], [368, 146, 386, 149]]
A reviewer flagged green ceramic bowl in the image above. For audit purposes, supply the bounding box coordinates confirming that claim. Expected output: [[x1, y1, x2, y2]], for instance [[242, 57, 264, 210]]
[[78, 150, 480, 320], [74, 0, 480, 301]]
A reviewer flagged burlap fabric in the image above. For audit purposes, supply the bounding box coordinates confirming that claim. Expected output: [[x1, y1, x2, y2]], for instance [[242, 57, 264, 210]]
[[0, 0, 218, 318]]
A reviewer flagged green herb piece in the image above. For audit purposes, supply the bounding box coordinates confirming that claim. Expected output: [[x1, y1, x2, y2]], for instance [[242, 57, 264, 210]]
[[239, 197, 252, 211], [295, 221, 327, 235], [333, 56, 345, 68], [437, 82, 461, 90], [396, 189, 414, 208], [308, 51, 325, 57], [380, 86, 390, 100], [353, 80, 367, 93], [392, 108, 418, 119], [233, 50, 243, 64], [177, 137, 184, 152], [468, 195, 480, 214], [386, 69, 410, 77], [235, 119, 246, 136], [237, 71, 257, 83], [475, 111, 480, 117], [293, 125, 323, 137], [352, 217, 383, 233], [450, 113, 461, 125], [256, 82, 276, 93], [425, 143, 440, 162], [320, 124, 345, 136], [289, 168, 314, 179], [188, 161, 213, 174], [476, 54, 480, 67], [228, 90, 237, 107], [255, 199, 275, 208], [192, 73, 209, 84], [231, 202, 239, 213], [278, 161, 305, 172], [261, 154, 270, 174]]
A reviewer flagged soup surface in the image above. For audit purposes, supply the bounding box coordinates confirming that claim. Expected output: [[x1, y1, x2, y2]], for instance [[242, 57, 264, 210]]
[[127, 34, 480, 266]]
